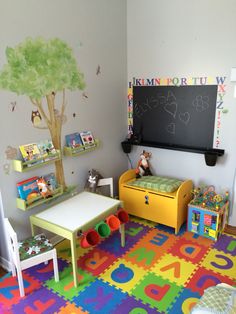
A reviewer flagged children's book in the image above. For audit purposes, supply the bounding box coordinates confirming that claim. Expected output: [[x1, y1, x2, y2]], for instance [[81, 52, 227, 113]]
[[17, 176, 40, 202], [43, 173, 58, 192], [37, 139, 57, 160], [79, 131, 95, 149], [19, 143, 41, 162], [65, 132, 84, 152]]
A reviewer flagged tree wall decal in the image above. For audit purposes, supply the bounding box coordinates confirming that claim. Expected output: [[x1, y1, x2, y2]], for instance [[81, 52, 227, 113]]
[[0, 37, 86, 190]]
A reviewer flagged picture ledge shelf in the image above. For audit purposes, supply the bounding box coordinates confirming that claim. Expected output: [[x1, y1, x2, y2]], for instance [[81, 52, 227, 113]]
[[63, 139, 99, 156], [16, 185, 78, 211], [12, 150, 61, 172]]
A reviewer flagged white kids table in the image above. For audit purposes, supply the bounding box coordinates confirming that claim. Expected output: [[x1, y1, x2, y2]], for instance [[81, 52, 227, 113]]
[[30, 191, 125, 287]]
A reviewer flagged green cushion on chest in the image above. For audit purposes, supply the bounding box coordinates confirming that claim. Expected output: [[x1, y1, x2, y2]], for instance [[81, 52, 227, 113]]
[[128, 176, 182, 193]]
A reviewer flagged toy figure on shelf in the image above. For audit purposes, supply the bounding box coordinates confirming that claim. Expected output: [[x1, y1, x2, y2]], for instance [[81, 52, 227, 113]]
[[37, 177, 52, 198], [135, 150, 152, 178], [84, 169, 103, 193]]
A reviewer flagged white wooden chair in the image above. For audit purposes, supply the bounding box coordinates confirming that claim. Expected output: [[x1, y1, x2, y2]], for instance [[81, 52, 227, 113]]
[[97, 177, 114, 197], [4, 218, 59, 297]]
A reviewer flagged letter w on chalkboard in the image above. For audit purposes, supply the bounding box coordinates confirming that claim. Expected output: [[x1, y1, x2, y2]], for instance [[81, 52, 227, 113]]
[[132, 85, 218, 151]]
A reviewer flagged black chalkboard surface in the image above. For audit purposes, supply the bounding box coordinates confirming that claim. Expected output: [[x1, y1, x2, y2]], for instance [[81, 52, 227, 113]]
[[132, 85, 218, 151]]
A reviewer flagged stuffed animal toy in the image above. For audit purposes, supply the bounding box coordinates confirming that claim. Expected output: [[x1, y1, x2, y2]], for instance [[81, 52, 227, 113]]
[[84, 169, 103, 193], [37, 177, 53, 198], [135, 150, 153, 178]]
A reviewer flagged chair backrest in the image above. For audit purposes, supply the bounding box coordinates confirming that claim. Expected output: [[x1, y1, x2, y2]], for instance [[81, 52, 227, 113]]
[[97, 178, 114, 197], [4, 218, 21, 265]]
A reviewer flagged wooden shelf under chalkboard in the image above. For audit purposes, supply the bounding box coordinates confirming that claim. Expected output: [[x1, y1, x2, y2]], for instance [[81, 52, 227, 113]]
[[122, 140, 225, 166]]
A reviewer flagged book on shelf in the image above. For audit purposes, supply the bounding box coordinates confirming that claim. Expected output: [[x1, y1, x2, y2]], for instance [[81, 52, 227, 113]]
[[79, 131, 96, 149], [19, 143, 42, 164], [37, 139, 57, 161], [65, 132, 84, 152], [17, 176, 40, 202]]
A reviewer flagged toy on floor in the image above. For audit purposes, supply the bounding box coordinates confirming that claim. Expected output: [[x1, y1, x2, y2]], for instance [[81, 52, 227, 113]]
[[135, 150, 152, 178], [84, 169, 103, 193]]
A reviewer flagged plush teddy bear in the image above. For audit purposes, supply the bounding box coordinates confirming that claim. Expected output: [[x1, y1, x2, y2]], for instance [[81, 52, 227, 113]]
[[135, 150, 152, 178]]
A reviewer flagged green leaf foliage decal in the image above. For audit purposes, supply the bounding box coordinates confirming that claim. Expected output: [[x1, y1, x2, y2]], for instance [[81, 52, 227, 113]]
[[0, 37, 85, 99]]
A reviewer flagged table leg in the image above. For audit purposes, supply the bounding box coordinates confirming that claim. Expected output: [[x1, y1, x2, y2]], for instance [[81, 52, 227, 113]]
[[120, 223, 125, 247], [70, 233, 78, 287], [30, 221, 36, 236]]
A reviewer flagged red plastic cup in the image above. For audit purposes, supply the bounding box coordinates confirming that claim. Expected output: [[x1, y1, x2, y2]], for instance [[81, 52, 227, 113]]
[[80, 229, 100, 248], [116, 208, 129, 224], [106, 214, 120, 231]]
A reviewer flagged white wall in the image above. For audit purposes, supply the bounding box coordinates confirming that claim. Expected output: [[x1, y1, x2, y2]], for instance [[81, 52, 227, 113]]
[[127, 0, 236, 224], [0, 0, 127, 262]]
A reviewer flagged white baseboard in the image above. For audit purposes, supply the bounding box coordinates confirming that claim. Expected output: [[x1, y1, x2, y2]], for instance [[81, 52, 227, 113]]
[[0, 255, 11, 273]]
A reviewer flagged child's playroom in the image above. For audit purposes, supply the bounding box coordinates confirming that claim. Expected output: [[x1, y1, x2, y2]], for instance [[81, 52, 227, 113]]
[[0, 1, 236, 313]]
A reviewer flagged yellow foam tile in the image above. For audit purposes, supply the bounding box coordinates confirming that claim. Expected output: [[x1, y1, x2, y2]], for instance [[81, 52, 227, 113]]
[[151, 253, 197, 286], [99, 258, 146, 293], [200, 248, 236, 279]]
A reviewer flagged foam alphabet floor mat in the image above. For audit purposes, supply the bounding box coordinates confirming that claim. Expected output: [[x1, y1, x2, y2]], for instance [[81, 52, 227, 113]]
[[0, 216, 236, 313]]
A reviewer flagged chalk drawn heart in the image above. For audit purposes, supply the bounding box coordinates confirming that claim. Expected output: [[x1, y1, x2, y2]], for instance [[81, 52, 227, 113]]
[[164, 102, 177, 118], [166, 122, 175, 134], [179, 112, 190, 125]]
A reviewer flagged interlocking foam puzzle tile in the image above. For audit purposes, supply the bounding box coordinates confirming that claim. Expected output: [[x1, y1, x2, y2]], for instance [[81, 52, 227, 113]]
[[131, 272, 183, 312], [24, 258, 68, 282], [181, 231, 214, 247], [130, 215, 157, 228], [213, 234, 236, 256], [185, 265, 236, 295], [56, 239, 91, 262], [45, 265, 94, 301], [97, 221, 150, 257], [77, 247, 117, 276], [111, 294, 163, 314], [11, 286, 66, 314], [167, 288, 200, 314], [99, 258, 146, 293], [72, 278, 127, 313], [123, 228, 178, 270], [0, 272, 41, 307], [200, 248, 236, 279], [155, 222, 186, 236], [57, 301, 89, 314], [168, 237, 210, 264], [151, 253, 197, 286]]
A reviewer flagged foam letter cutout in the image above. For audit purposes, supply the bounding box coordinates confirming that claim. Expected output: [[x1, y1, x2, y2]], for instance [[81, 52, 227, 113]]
[[227, 240, 236, 253], [25, 299, 55, 313], [126, 227, 143, 236], [129, 308, 148, 314], [111, 264, 134, 283], [144, 283, 170, 301], [160, 261, 180, 278], [85, 286, 113, 310], [85, 252, 108, 270], [211, 254, 233, 270], [181, 297, 198, 314], [180, 244, 201, 258], [129, 247, 155, 265], [150, 234, 168, 246], [197, 274, 220, 288]]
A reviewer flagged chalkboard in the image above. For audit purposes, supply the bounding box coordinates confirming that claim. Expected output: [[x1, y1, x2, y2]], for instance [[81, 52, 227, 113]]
[[132, 85, 218, 151]]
